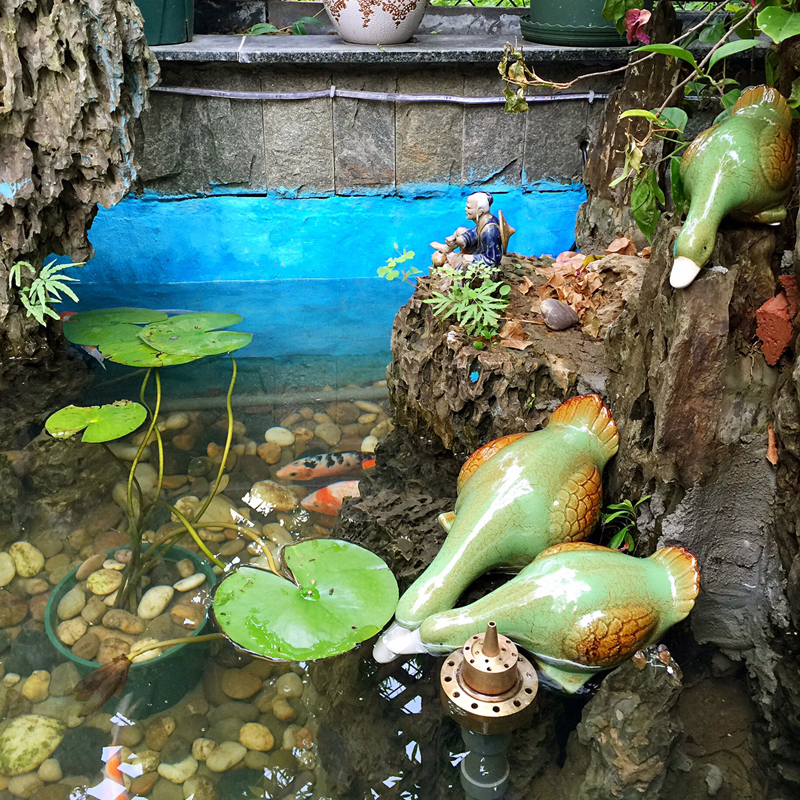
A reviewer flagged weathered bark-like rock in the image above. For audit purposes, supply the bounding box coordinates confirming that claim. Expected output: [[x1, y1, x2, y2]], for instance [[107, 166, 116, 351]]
[[575, 1, 681, 250], [0, 0, 159, 447]]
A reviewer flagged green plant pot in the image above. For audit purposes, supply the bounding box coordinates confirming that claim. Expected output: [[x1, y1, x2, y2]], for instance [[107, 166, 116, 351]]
[[521, 0, 627, 46], [136, 0, 194, 45], [45, 546, 216, 716]]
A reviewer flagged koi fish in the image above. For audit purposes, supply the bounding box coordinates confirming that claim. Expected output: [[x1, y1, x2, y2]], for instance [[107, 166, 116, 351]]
[[89, 697, 142, 800], [301, 480, 360, 515], [60, 311, 107, 368], [277, 452, 375, 481]]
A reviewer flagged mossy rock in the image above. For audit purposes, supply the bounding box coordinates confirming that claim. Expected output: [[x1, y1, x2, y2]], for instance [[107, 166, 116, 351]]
[[0, 714, 66, 775]]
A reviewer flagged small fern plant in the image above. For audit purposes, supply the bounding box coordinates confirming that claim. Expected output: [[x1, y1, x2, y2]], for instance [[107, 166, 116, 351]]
[[425, 260, 510, 345], [377, 246, 420, 286], [602, 494, 651, 553], [8, 258, 84, 326]]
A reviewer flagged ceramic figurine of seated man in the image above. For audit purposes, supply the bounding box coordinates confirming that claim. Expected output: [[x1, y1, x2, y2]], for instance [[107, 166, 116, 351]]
[[431, 192, 512, 273]]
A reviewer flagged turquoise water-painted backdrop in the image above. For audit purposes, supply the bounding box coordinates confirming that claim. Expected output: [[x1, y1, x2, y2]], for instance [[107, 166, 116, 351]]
[[70, 184, 585, 358]]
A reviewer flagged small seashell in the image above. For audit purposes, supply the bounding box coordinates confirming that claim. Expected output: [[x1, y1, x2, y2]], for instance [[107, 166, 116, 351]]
[[541, 299, 580, 331]]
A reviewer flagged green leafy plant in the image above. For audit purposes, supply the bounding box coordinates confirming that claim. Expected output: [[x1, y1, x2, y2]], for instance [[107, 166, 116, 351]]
[[8, 258, 84, 326], [247, 14, 322, 35], [425, 261, 511, 344], [602, 494, 651, 553], [377, 246, 421, 285]]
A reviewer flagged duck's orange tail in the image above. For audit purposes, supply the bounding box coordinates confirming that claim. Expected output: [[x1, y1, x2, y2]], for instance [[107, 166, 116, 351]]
[[548, 395, 619, 461], [650, 546, 700, 623]]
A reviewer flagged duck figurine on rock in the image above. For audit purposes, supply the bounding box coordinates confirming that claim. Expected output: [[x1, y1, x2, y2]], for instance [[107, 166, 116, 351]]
[[373, 395, 619, 663], [671, 85, 796, 289]]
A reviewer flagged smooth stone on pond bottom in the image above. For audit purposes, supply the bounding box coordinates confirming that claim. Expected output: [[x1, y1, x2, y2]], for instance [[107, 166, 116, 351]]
[[81, 596, 107, 625], [138, 586, 175, 620], [170, 604, 204, 630], [37, 757, 63, 783], [183, 775, 218, 800], [56, 586, 85, 621], [144, 717, 176, 751], [0, 590, 28, 628], [238, 722, 274, 752], [102, 609, 145, 635], [75, 554, 105, 581], [157, 754, 198, 784], [191, 738, 216, 761], [0, 715, 66, 775], [96, 637, 130, 663], [152, 777, 184, 800], [21, 671, 50, 703], [48, 663, 80, 697], [206, 741, 247, 772], [275, 672, 303, 698], [246, 481, 297, 513], [217, 768, 265, 800], [173, 573, 205, 592], [7, 772, 42, 798], [71, 631, 100, 661], [314, 423, 341, 446], [176, 559, 195, 579], [53, 727, 106, 775], [208, 702, 259, 725], [264, 427, 294, 447], [221, 669, 262, 700], [56, 618, 87, 646], [86, 569, 123, 596], [10, 543, 45, 578], [0, 553, 16, 587]]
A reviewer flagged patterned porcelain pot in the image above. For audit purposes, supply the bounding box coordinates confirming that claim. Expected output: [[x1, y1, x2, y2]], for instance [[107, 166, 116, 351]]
[[323, 0, 429, 44]]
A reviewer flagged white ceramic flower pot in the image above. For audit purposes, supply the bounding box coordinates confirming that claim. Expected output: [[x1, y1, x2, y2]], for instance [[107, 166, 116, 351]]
[[323, 0, 430, 44]]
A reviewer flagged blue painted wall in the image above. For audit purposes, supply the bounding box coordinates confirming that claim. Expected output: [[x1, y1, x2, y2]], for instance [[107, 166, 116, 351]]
[[71, 184, 585, 359]]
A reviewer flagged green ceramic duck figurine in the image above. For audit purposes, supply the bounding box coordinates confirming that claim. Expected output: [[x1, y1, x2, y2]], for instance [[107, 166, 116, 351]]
[[373, 395, 618, 663], [418, 542, 700, 692], [671, 85, 796, 289]]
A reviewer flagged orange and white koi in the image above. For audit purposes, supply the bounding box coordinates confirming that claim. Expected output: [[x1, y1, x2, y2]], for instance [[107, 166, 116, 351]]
[[301, 480, 360, 515], [277, 452, 375, 481]]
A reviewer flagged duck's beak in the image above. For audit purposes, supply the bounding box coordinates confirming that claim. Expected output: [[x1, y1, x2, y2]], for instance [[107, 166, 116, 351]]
[[670, 256, 701, 288]]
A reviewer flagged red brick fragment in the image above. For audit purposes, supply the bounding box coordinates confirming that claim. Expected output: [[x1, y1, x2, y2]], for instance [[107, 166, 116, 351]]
[[778, 275, 799, 321], [756, 292, 793, 365]]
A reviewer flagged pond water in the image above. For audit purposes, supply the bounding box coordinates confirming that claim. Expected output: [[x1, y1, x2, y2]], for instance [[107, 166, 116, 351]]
[[0, 187, 585, 800]]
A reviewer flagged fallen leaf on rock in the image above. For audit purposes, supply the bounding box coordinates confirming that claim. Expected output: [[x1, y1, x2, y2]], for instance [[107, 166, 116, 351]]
[[606, 237, 637, 256], [639, 246, 652, 258], [767, 422, 779, 466], [498, 319, 532, 350], [518, 276, 536, 295]]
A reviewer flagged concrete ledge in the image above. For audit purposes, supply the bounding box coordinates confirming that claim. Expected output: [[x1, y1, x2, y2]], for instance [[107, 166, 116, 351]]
[[151, 34, 635, 65]]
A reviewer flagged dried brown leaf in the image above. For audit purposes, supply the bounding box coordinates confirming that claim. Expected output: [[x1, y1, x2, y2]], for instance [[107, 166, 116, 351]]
[[518, 276, 536, 295], [767, 423, 779, 466], [606, 237, 637, 256]]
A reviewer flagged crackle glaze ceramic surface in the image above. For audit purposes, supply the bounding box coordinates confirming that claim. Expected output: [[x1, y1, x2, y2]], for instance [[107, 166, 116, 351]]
[[419, 542, 700, 692], [322, 0, 429, 44], [672, 85, 796, 289], [394, 395, 619, 630]]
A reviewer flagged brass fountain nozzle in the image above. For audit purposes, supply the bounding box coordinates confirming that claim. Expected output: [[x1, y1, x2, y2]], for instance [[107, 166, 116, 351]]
[[440, 621, 538, 736]]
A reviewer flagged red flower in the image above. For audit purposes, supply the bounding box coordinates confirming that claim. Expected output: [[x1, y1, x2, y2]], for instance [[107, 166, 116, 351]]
[[624, 8, 652, 45]]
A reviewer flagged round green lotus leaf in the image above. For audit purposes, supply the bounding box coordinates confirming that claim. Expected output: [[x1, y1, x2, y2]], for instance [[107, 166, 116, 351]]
[[67, 308, 169, 325], [45, 401, 147, 443], [141, 312, 243, 341], [63, 319, 143, 348], [102, 339, 198, 368], [212, 539, 399, 661], [140, 329, 253, 358]]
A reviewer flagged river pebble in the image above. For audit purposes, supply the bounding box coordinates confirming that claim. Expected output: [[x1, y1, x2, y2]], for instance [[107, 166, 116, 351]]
[[170, 604, 204, 630], [56, 586, 85, 621], [71, 631, 100, 660], [0, 590, 27, 627], [264, 427, 294, 447], [238, 722, 274, 752], [314, 423, 341, 446], [145, 716, 176, 751], [86, 569, 123, 596], [164, 412, 190, 431], [138, 586, 174, 620], [103, 609, 145, 635], [174, 573, 206, 592], [37, 757, 63, 783], [205, 741, 246, 772], [0, 715, 66, 776], [96, 637, 130, 663], [130, 772, 159, 796], [157, 754, 198, 784], [0, 553, 16, 587], [75, 554, 105, 581], [176, 559, 195, 579], [191, 738, 216, 761], [361, 435, 378, 453], [257, 442, 282, 465], [276, 672, 303, 698], [21, 670, 50, 703], [183, 775, 218, 800], [7, 773, 42, 798], [56, 618, 87, 646], [271, 697, 297, 722], [81, 596, 107, 625], [10, 542, 45, 578], [246, 481, 298, 514], [22, 578, 49, 595], [153, 777, 183, 800], [131, 638, 163, 663], [102, 559, 125, 571], [48, 663, 80, 697], [221, 669, 262, 700]]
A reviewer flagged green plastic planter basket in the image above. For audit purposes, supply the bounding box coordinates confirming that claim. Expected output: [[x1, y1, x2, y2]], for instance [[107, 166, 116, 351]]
[[521, 0, 627, 46], [45, 546, 216, 716], [137, 0, 194, 45]]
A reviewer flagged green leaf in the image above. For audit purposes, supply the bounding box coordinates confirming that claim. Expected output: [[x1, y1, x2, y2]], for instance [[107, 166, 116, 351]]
[[503, 85, 528, 114], [631, 168, 664, 244], [657, 107, 688, 134], [699, 19, 726, 44], [619, 109, 662, 125], [720, 88, 742, 110], [68, 308, 169, 325], [765, 51, 780, 86], [708, 39, 761, 70], [140, 312, 252, 358], [634, 44, 698, 71], [608, 530, 627, 549], [212, 539, 399, 661], [789, 77, 800, 109], [602, 0, 640, 34], [63, 319, 143, 347], [45, 400, 147, 443], [248, 22, 280, 34], [757, 7, 800, 44], [101, 339, 198, 368]]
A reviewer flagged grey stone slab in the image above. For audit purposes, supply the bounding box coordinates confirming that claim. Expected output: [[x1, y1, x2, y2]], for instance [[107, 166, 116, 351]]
[[522, 89, 591, 185], [138, 65, 266, 193], [333, 72, 397, 193], [395, 69, 463, 185], [151, 35, 247, 61], [461, 70, 524, 188], [261, 69, 334, 193]]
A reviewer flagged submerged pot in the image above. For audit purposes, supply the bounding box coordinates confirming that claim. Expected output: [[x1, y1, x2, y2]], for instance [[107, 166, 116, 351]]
[[322, 0, 429, 45], [45, 546, 216, 716]]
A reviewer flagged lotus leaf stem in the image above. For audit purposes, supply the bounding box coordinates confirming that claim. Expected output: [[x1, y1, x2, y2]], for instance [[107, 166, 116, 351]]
[[202, 522, 280, 574], [127, 632, 224, 661], [166, 503, 225, 569]]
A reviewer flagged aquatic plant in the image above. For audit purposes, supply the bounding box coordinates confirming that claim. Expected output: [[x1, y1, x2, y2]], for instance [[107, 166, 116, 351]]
[[8, 258, 84, 326], [425, 261, 511, 344], [602, 494, 651, 553]]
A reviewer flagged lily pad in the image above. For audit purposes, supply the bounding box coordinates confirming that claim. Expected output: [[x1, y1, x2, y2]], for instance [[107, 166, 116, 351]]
[[101, 339, 198, 368], [66, 308, 169, 325], [212, 539, 398, 661], [140, 312, 251, 358], [45, 401, 147, 443], [62, 319, 143, 348]]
